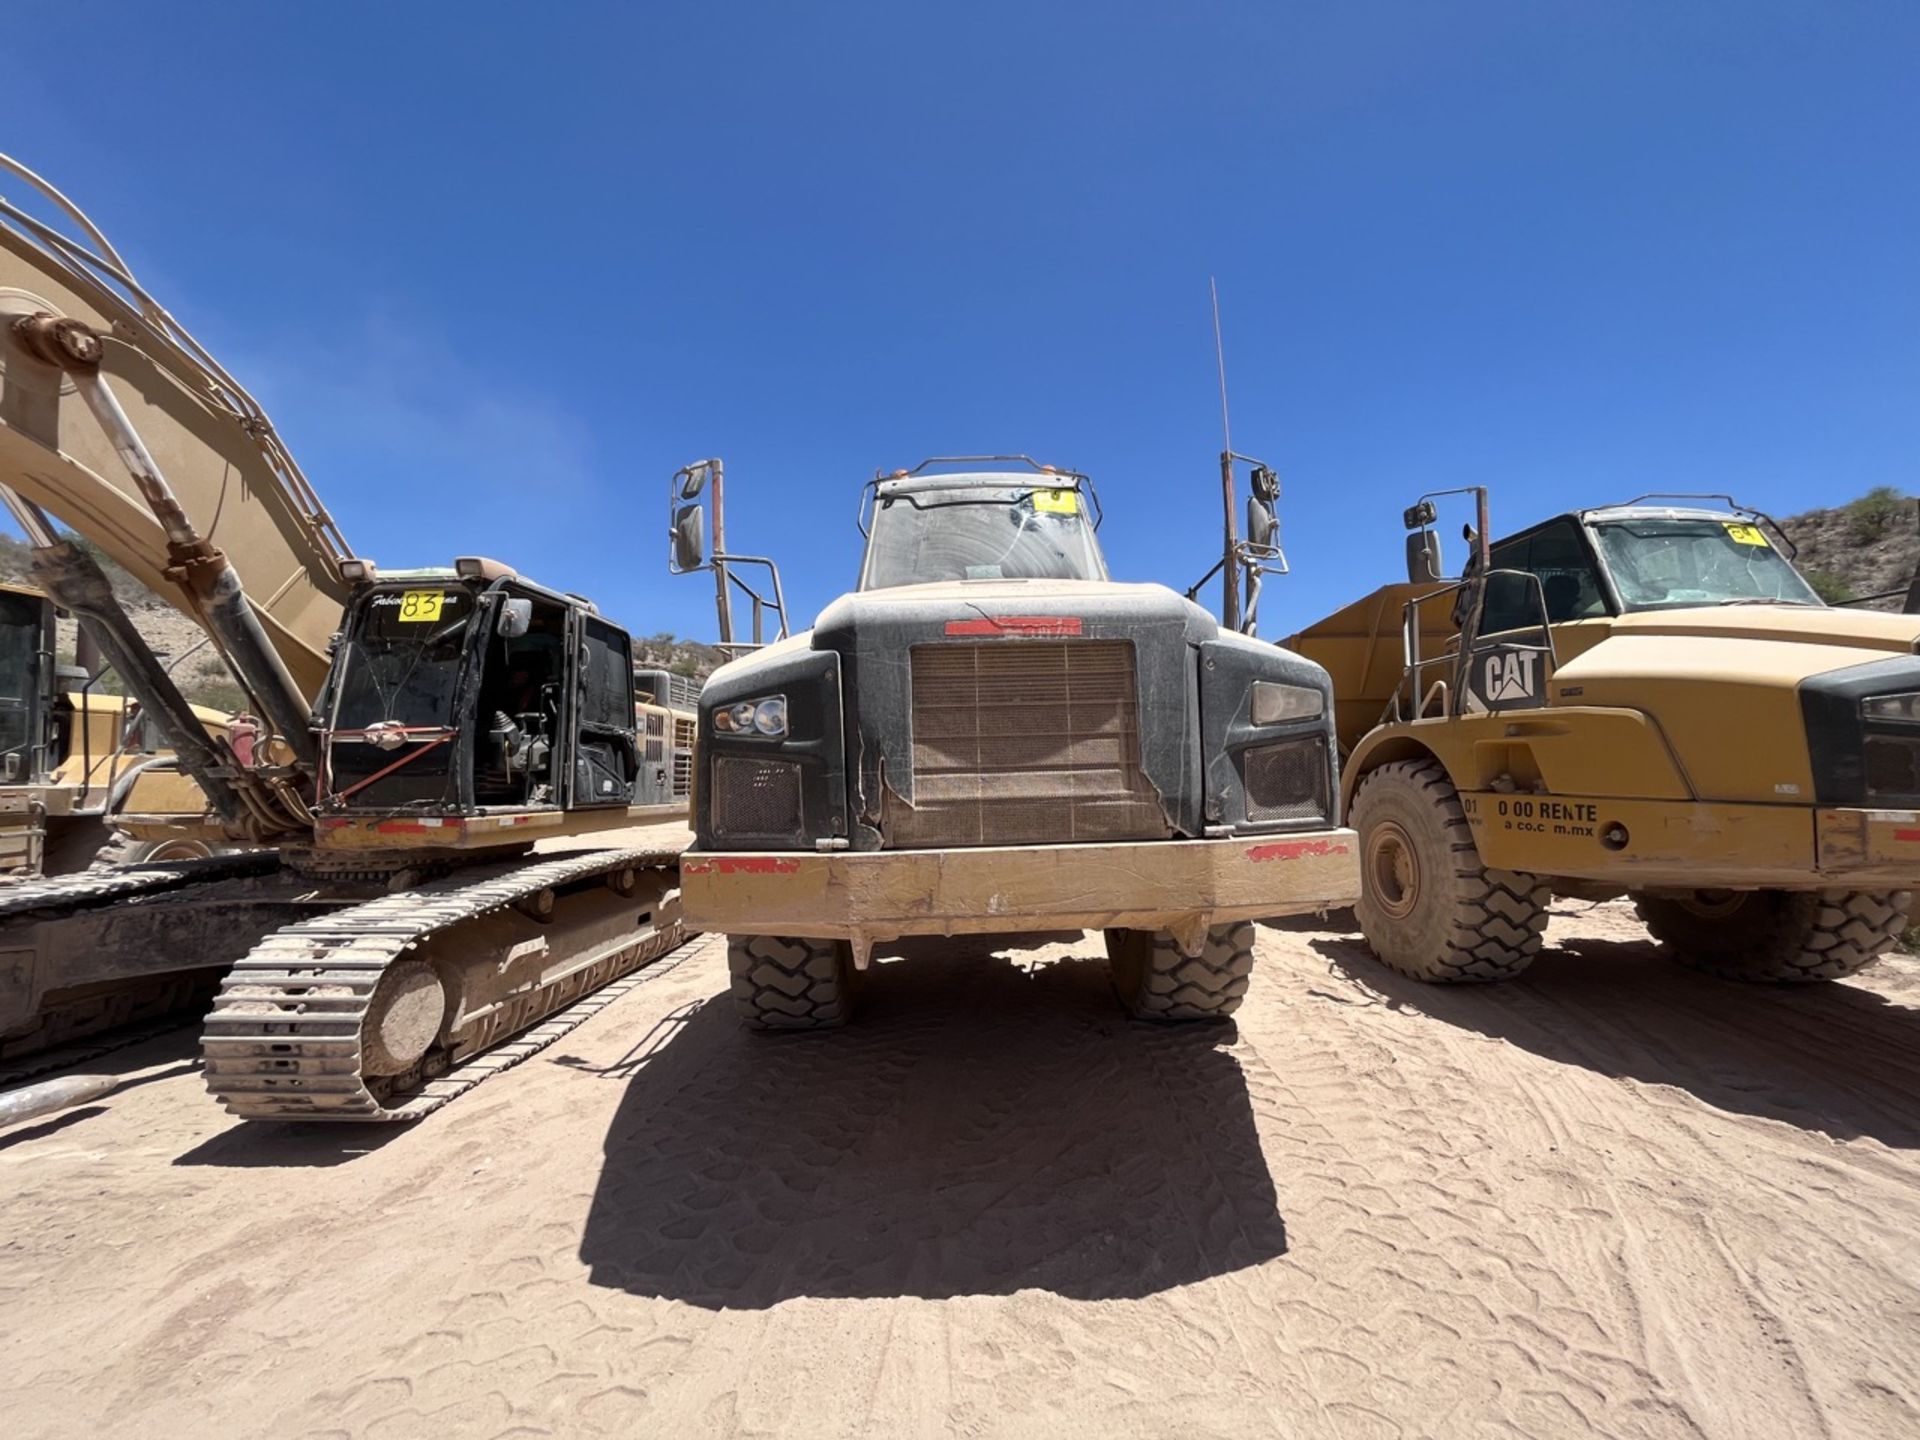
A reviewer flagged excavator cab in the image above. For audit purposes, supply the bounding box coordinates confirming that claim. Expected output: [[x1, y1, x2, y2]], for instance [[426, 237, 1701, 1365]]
[[315, 562, 644, 822], [0, 584, 53, 786]]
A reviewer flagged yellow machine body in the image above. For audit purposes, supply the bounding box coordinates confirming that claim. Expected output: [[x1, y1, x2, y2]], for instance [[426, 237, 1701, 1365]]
[[1292, 584, 1920, 893]]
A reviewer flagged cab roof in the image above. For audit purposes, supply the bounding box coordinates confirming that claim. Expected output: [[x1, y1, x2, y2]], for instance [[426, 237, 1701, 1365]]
[[1575, 504, 1749, 526], [874, 471, 1085, 501]]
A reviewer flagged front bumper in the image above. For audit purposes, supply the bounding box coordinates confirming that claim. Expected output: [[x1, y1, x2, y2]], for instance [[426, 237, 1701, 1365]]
[[1462, 792, 1920, 889], [1814, 807, 1920, 883], [682, 830, 1360, 958]]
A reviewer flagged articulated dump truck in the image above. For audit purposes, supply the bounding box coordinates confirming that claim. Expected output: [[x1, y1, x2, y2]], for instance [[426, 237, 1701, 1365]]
[[0, 579, 242, 875], [1289, 490, 1919, 985], [0, 153, 694, 1118], [674, 456, 1361, 1028]]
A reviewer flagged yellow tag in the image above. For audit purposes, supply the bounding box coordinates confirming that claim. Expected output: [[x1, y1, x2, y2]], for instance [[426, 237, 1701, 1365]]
[[1033, 488, 1079, 515], [1723, 522, 1768, 547], [397, 589, 446, 623]]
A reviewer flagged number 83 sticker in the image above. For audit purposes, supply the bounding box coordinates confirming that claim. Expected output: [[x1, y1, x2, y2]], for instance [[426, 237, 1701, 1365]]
[[398, 589, 446, 622], [1723, 522, 1769, 547]]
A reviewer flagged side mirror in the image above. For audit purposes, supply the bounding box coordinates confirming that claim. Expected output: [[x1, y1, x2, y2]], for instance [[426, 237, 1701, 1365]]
[[677, 461, 713, 502], [497, 598, 533, 639], [671, 503, 707, 573], [1406, 529, 1443, 582], [1246, 495, 1277, 550]]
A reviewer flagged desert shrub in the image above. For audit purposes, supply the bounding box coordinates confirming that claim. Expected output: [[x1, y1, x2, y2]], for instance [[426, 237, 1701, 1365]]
[[1846, 486, 1907, 539], [185, 678, 248, 714], [1804, 570, 1855, 605]]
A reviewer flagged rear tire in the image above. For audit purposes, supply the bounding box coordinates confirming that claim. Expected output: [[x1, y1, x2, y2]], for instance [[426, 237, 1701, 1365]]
[[1632, 888, 1910, 982], [1349, 759, 1550, 983], [1105, 921, 1254, 1020], [727, 934, 855, 1030]]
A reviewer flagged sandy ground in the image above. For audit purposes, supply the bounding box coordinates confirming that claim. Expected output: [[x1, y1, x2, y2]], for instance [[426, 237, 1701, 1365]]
[[5, 900, 1920, 1439]]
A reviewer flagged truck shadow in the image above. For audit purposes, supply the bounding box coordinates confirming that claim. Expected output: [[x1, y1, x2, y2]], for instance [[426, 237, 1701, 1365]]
[[579, 941, 1285, 1308], [1314, 929, 1920, 1149]]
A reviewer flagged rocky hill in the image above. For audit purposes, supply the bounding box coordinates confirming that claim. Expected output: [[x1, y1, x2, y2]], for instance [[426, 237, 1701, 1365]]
[[634, 634, 727, 681], [1779, 487, 1920, 610]]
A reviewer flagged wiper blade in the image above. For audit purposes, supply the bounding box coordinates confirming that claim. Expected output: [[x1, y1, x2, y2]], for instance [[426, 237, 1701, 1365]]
[[1716, 597, 1816, 607]]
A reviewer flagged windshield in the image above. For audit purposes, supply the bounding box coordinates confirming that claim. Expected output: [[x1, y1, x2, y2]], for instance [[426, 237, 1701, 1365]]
[[860, 485, 1107, 591], [329, 586, 477, 730], [1589, 518, 1822, 610]]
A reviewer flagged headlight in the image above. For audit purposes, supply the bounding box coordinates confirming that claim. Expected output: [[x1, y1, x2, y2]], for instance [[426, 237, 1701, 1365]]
[[1863, 692, 1920, 722], [1251, 681, 1325, 725], [712, 694, 789, 738]]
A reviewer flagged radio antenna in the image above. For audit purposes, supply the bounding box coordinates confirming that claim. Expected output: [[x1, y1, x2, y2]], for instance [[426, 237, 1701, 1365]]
[[1211, 276, 1232, 458], [1211, 277, 1242, 629]]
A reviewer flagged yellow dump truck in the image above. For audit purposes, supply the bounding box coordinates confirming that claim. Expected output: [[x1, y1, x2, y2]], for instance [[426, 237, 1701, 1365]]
[[0, 578, 244, 873], [1289, 490, 1916, 984]]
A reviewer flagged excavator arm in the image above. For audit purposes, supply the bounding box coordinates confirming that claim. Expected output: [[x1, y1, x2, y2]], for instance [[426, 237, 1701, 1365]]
[[0, 153, 350, 702]]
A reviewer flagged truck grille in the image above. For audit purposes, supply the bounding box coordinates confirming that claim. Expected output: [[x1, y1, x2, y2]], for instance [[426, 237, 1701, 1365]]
[[1241, 737, 1331, 825], [712, 755, 804, 843], [891, 641, 1170, 848], [1865, 734, 1920, 802], [672, 715, 696, 800]]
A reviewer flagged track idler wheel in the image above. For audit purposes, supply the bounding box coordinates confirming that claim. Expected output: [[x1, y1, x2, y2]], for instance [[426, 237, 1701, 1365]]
[[361, 959, 448, 1077]]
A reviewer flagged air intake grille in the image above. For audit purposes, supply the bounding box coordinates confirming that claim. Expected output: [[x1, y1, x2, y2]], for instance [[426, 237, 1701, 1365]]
[[1865, 735, 1920, 802], [712, 755, 803, 842], [672, 715, 697, 800], [891, 641, 1170, 848], [1241, 738, 1331, 825]]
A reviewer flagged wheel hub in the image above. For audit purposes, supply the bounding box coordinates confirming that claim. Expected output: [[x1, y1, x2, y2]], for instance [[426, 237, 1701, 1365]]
[[1368, 820, 1421, 920], [361, 960, 448, 1077], [1675, 888, 1748, 920]]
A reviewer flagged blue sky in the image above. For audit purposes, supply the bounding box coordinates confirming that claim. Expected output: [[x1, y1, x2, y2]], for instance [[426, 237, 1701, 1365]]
[[3, 3, 1915, 643]]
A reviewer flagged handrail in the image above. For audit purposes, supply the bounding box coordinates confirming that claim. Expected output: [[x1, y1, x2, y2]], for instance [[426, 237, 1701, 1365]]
[[1397, 568, 1560, 721]]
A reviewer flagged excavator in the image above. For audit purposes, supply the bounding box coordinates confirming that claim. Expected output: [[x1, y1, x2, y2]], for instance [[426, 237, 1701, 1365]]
[[0, 153, 693, 1120], [0, 577, 209, 874]]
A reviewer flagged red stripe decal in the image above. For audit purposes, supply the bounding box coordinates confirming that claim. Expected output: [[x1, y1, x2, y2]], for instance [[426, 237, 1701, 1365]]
[[944, 616, 1083, 637], [1246, 838, 1352, 862], [1895, 829, 1920, 843], [684, 856, 803, 875]]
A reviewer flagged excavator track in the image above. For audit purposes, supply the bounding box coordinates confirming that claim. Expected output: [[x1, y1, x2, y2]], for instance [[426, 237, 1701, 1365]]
[[0, 1015, 197, 1090], [0, 852, 290, 1074], [201, 846, 684, 1122], [0, 851, 279, 921]]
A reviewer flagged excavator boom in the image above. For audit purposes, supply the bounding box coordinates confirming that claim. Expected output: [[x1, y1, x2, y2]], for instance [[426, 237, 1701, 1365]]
[[0, 153, 349, 700]]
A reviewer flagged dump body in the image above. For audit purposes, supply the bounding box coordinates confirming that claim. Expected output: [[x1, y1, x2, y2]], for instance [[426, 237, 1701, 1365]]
[[684, 470, 1358, 970]]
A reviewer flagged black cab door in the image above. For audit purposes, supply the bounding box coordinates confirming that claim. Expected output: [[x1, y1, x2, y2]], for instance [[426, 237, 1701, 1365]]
[[567, 613, 639, 808]]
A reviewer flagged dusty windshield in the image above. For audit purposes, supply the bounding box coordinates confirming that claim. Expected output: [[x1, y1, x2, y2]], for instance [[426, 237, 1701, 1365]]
[[329, 586, 477, 729], [1590, 518, 1821, 609], [860, 485, 1107, 590]]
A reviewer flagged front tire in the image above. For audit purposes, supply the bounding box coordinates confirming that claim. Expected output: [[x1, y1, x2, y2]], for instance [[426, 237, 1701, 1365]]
[[1632, 888, 1910, 982], [1104, 921, 1254, 1020], [726, 934, 856, 1030], [1349, 759, 1550, 983]]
